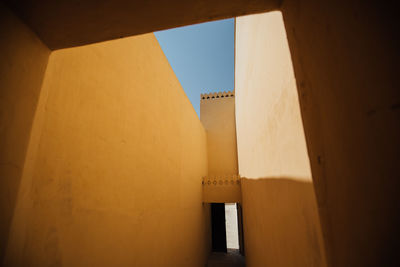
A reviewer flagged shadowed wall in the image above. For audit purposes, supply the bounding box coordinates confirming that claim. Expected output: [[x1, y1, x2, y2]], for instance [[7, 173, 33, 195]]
[[241, 178, 325, 266], [4, 0, 280, 50], [4, 33, 211, 266], [281, 0, 400, 265], [0, 4, 50, 261]]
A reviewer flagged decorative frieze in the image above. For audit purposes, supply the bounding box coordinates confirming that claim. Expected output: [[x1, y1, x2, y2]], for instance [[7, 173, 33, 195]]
[[202, 175, 241, 186], [202, 175, 241, 203]]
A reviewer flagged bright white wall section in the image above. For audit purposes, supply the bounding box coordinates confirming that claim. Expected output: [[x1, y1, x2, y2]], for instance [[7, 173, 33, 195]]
[[225, 203, 239, 249]]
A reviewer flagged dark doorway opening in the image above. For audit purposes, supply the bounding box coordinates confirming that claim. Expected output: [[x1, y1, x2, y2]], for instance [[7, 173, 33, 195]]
[[208, 203, 246, 267], [211, 203, 227, 252], [236, 203, 245, 256], [211, 203, 245, 255]]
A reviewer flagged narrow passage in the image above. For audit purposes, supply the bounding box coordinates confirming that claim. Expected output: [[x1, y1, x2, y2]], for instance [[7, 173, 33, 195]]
[[207, 249, 245, 267]]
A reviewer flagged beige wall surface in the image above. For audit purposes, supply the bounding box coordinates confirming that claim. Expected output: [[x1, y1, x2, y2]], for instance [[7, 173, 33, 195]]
[[5, 33, 210, 266], [200, 94, 238, 177], [235, 12, 326, 266], [235, 12, 310, 180], [0, 4, 50, 262]]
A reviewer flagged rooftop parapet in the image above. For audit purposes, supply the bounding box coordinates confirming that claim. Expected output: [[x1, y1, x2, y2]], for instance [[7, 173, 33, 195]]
[[201, 90, 235, 100]]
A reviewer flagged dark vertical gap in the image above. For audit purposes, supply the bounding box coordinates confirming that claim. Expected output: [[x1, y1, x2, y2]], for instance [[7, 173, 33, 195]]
[[211, 203, 227, 252], [237, 203, 245, 256]]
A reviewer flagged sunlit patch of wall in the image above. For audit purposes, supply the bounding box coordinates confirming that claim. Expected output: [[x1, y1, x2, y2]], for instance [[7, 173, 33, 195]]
[[235, 12, 327, 266]]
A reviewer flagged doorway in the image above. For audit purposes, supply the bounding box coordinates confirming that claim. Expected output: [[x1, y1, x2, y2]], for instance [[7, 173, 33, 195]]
[[210, 203, 244, 254], [208, 203, 245, 267]]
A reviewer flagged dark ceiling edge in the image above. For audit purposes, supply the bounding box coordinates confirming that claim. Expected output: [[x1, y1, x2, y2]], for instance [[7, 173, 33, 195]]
[[5, 1, 280, 50]]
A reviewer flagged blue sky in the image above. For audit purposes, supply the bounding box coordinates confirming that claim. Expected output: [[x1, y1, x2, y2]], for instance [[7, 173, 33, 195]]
[[155, 18, 234, 117]]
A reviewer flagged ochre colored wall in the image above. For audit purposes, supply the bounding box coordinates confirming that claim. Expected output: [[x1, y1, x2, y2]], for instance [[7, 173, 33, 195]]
[[281, 1, 400, 265], [2, 1, 399, 265], [0, 4, 50, 262], [200, 93, 238, 177], [241, 178, 325, 266], [5, 33, 210, 266], [235, 12, 326, 266]]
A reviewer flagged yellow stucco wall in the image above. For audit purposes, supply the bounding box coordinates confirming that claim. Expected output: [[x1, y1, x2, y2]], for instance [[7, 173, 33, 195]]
[[0, 4, 50, 262], [5, 33, 210, 266], [200, 93, 240, 203], [235, 12, 326, 266], [200, 93, 238, 177]]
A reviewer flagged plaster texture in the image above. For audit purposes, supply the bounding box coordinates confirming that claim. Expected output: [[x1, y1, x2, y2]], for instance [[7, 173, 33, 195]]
[[200, 93, 240, 203], [236, 12, 311, 181], [235, 12, 326, 267], [0, 4, 50, 261], [1, 1, 399, 266], [241, 178, 325, 267], [201, 93, 238, 177], [281, 1, 400, 265], [4, 33, 211, 266]]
